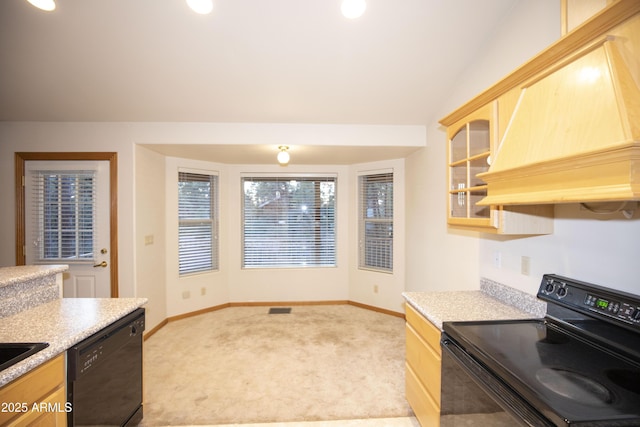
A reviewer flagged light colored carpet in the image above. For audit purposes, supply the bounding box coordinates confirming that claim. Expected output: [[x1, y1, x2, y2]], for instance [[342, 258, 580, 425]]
[[141, 304, 412, 426], [202, 418, 420, 427]]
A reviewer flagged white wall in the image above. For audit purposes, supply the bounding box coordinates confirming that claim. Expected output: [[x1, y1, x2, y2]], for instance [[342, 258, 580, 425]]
[[134, 145, 168, 330], [126, 122, 425, 148], [162, 156, 411, 315], [164, 157, 230, 317], [139, 122, 420, 319], [405, 134, 484, 292], [349, 159, 406, 312], [481, 205, 640, 296], [0, 122, 137, 299], [447, 0, 562, 107], [405, 0, 562, 293], [0, 122, 419, 331]]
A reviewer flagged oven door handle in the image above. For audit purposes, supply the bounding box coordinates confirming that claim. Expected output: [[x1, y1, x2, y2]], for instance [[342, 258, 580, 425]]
[[441, 337, 554, 427]]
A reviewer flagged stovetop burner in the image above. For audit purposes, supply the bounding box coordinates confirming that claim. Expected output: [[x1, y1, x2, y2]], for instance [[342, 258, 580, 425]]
[[535, 368, 612, 406], [442, 275, 640, 427]]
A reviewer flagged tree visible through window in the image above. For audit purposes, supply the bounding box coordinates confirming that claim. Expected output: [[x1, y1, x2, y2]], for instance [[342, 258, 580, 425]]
[[178, 171, 218, 275], [359, 172, 393, 272], [242, 176, 336, 268]]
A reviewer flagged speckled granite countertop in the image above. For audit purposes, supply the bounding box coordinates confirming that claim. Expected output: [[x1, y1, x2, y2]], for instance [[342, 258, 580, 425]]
[[0, 265, 68, 288], [0, 297, 147, 387], [403, 278, 547, 330], [403, 291, 538, 330]]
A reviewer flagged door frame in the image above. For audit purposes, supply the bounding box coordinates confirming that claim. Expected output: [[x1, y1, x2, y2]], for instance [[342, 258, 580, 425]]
[[15, 152, 119, 298]]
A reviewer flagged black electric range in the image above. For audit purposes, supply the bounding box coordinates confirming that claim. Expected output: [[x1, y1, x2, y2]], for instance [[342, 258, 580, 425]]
[[441, 274, 640, 427]]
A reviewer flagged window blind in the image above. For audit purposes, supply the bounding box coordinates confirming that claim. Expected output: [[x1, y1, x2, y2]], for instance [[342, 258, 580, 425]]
[[30, 170, 97, 262], [242, 176, 336, 268], [359, 172, 393, 272], [178, 171, 219, 275]]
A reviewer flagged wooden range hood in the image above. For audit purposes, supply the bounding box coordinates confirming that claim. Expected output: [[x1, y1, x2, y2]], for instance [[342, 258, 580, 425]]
[[443, 1, 640, 206]]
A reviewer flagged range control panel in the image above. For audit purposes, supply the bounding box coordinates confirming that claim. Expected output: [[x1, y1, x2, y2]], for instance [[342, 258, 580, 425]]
[[538, 274, 640, 331]]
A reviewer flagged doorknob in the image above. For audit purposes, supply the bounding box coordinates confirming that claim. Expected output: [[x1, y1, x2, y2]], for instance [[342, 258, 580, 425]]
[[93, 261, 108, 268]]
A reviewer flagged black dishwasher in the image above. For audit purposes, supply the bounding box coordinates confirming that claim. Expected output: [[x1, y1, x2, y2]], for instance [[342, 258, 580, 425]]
[[67, 308, 145, 427]]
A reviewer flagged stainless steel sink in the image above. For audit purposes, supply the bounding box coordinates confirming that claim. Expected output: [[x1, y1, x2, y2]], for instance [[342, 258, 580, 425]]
[[0, 342, 49, 371]]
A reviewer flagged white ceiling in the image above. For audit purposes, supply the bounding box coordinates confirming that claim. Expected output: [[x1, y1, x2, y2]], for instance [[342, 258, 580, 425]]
[[0, 0, 518, 163]]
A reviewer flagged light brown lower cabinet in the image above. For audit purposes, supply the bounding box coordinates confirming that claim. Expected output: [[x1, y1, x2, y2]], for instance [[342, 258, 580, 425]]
[[405, 303, 442, 427], [0, 354, 67, 427]]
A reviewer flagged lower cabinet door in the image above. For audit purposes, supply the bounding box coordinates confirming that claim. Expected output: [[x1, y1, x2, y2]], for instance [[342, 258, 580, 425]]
[[0, 355, 67, 427], [406, 362, 440, 427], [406, 323, 442, 406], [10, 387, 67, 427]]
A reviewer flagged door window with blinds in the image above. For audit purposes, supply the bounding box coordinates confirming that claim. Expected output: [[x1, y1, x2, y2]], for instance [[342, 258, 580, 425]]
[[359, 172, 393, 272], [178, 171, 219, 275], [28, 170, 97, 262], [242, 176, 336, 268]]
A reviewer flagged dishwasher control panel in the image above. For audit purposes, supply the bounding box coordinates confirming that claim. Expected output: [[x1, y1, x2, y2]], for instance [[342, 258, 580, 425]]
[[68, 308, 146, 380]]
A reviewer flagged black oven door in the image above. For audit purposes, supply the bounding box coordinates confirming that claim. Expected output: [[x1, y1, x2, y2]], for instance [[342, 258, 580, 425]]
[[441, 334, 554, 427]]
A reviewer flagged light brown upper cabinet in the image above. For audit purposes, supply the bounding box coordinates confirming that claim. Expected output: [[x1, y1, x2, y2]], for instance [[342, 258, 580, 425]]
[[446, 103, 554, 234], [561, 0, 612, 35], [447, 104, 492, 228], [441, 0, 640, 221]]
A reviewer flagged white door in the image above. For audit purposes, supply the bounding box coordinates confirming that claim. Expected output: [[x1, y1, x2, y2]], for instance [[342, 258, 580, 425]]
[[24, 160, 111, 298]]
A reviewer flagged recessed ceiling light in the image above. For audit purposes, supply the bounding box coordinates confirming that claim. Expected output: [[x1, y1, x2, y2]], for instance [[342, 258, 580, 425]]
[[341, 0, 366, 19], [186, 0, 213, 15], [27, 0, 56, 11]]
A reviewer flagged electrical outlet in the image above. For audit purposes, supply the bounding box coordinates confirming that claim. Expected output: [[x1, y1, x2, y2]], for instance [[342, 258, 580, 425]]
[[373, 285, 379, 294], [493, 252, 502, 268], [521, 256, 531, 276], [201, 287, 206, 296]]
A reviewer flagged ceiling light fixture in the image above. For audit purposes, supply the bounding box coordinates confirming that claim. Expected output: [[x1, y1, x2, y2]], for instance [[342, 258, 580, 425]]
[[186, 0, 213, 15], [27, 0, 56, 11], [277, 146, 290, 166], [341, 0, 366, 19]]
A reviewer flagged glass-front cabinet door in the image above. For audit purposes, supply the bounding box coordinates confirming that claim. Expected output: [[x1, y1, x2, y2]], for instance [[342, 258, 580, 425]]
[[447, 103, 495, 229], [443, 97, 553, 235]]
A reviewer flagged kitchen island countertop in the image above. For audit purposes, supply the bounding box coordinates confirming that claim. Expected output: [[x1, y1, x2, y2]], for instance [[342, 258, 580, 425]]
[[0, 297, 147, 387]]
